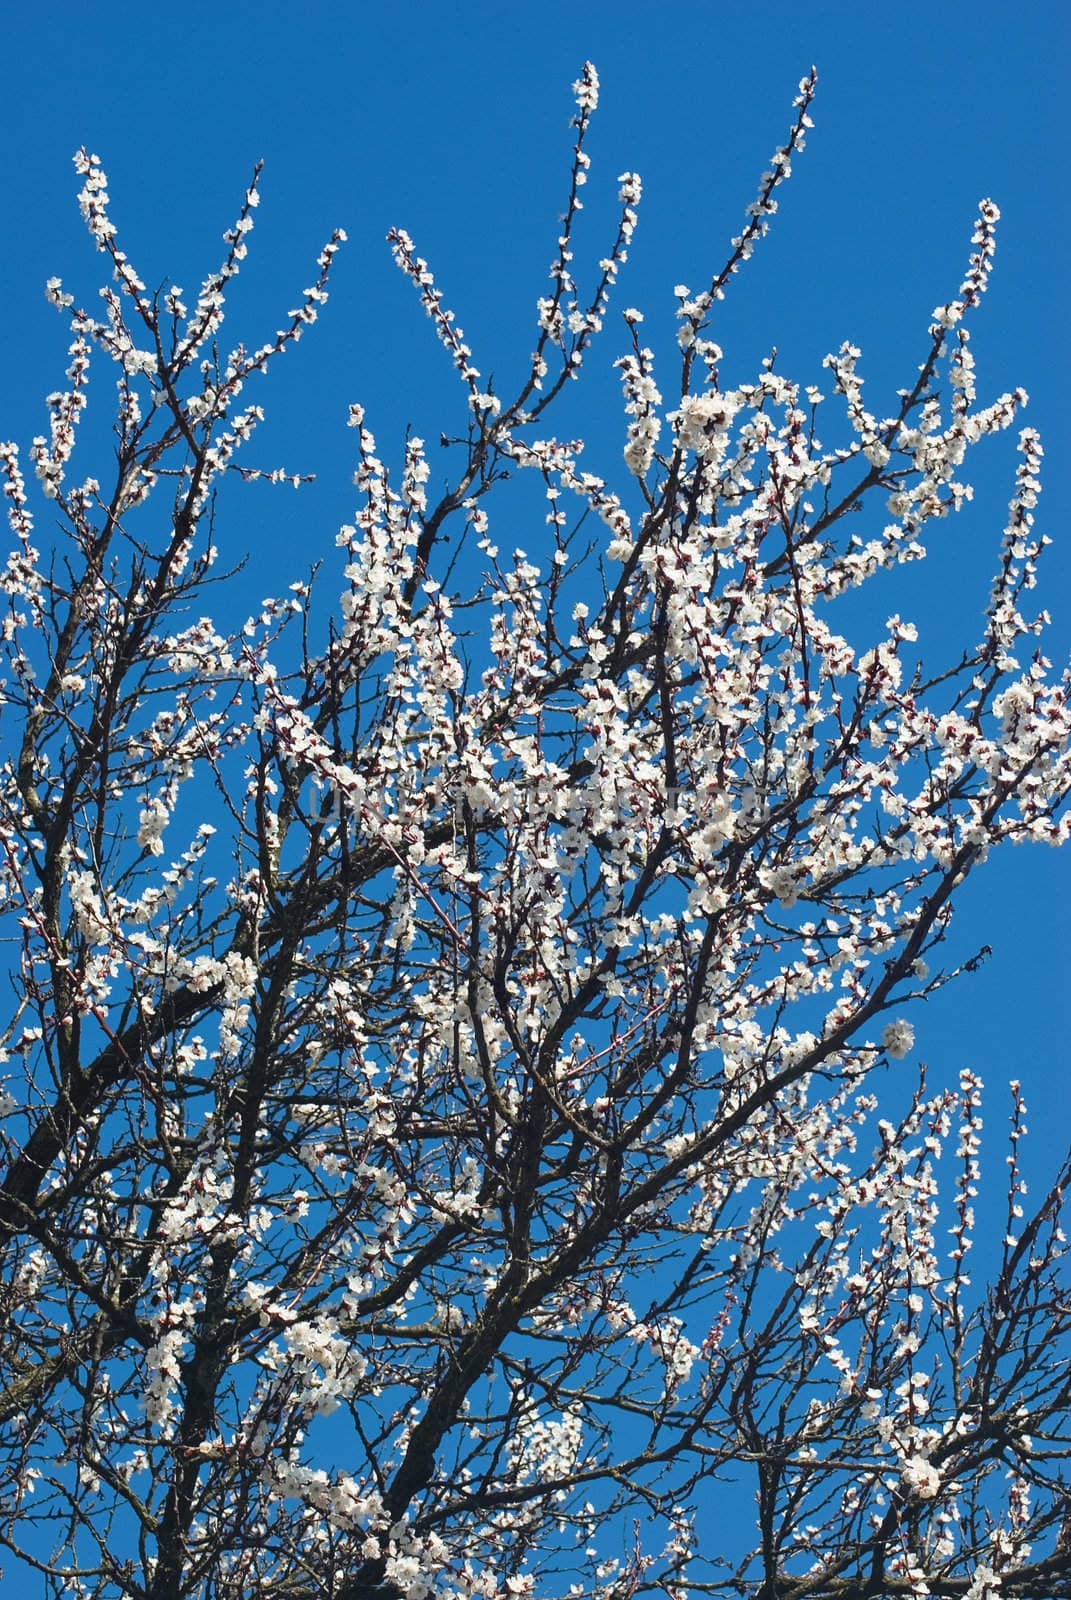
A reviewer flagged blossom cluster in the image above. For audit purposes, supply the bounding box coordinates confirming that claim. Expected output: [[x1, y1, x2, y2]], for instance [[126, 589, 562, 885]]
[[0, 62, 1066, 1600]]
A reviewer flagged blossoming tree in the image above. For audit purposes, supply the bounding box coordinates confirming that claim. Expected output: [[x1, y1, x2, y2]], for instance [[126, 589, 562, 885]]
[[1, 62, 1069, 1600]]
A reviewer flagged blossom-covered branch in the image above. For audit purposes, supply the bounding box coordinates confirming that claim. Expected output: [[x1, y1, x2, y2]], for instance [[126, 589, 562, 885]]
[[0, 64, 1068, 1600]]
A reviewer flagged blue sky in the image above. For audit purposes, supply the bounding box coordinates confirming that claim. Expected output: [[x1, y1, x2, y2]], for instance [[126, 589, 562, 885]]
[[1, 0, 1068, 1547]]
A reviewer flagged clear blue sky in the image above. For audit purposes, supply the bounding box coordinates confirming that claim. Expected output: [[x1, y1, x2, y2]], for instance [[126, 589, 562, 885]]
[[1, 0, 1068, 1516], [7, 0, 1064, 1142]]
